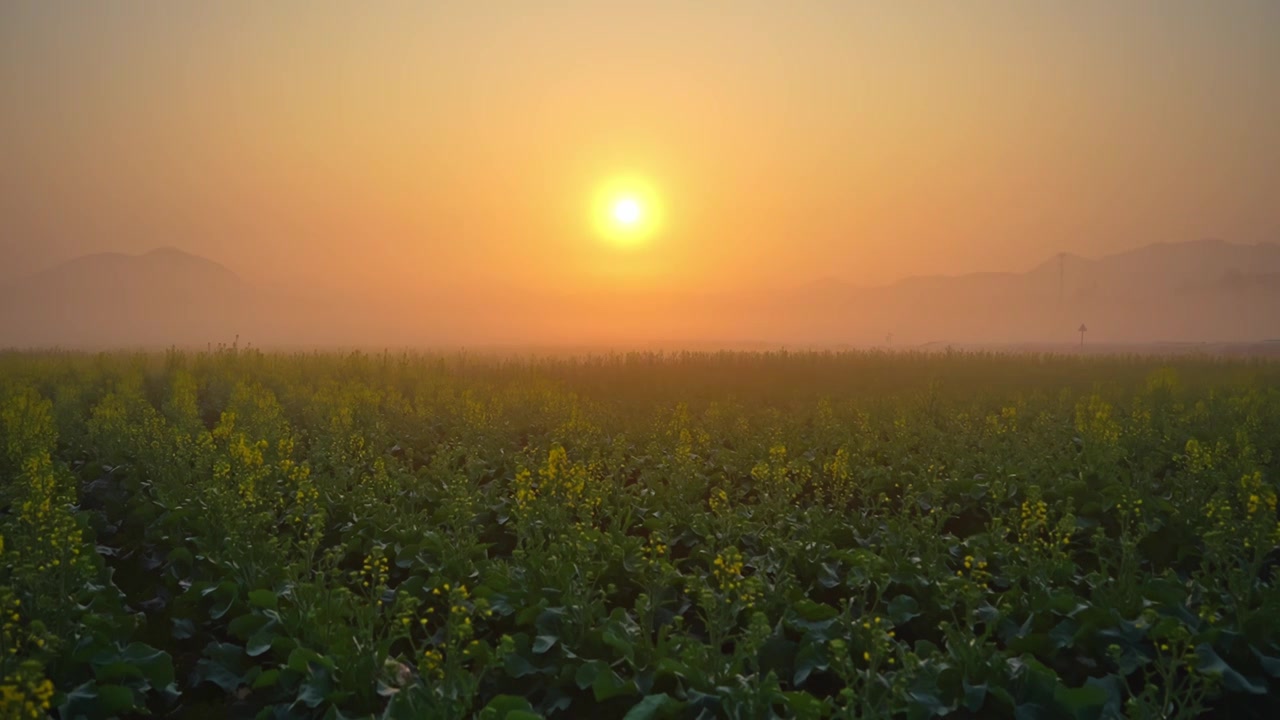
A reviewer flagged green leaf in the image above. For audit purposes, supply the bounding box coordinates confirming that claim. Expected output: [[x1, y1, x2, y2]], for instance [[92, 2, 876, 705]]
[[888, 594, 921, 624], [297, 677, 330, 709], [1052, 683, 1108, 719], [192, 643, 247, 692], [1252, 648, 1280, 678], [246, 626, 278, 657], [1084, 675, 1124, 719], [654, 657, 689, 680], [576, 659, 604, 690], [781, 691, 827, 720], [478, 695, 538, 720], [1196, 644, 1267, 695], [963, 679, 988, 712], [97, 684, 138, 714], [907, 690, 950, 718], [120, 642, 176, 688], [793, 640, 828, 686], [593, 667, 634, 702], [792, 599, 839, 622], [623, 693, 684, 720], [207, 581, 239, 620], [194, 658, 244, 692], [253, 669, 281, 689], [59, 681, 101, 719], [532, 634, 558, 654], [93, 660, 145, 684], [229, 612, 271, 639], [602, 622, 637, 661], [504, 652, 540, 679], [288, 647, 334, 673], [249, 589, 279, 610], [1014, 702, 1049, 720]]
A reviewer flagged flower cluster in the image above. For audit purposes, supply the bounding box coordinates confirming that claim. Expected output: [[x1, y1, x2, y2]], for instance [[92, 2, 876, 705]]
[[1114, 496, 1144, 520], [0, 389, 58, 470], [1182, 438, 1217, 475], [512, 445, 606, 520], [420, 648, 445, 681], [751, 443, 807, 505], [211, 429, 272, 511], [411, 581, 496, 687], [1239, 471, 1277, 518], [430, 582, 493, 643], [11, 451, 89, 586], [1019, 498, 1049, 541], [708, 486, 730, 513], [359, 546, 391, 600], [831, 616, 899, 671], [512, 468, 536, 514], [1, 589, 54, 660], [1201, 471, 1280, 552], [709, 547, 761, 610], [0, 662, 54, 720], [817, 447, 855, 506], [955, 555, 991, 584], [1016, 490, 1074, 555], [985, 406, 1019, 436], [1075, 394, 1121, 447], [642, 534, 669, 565]]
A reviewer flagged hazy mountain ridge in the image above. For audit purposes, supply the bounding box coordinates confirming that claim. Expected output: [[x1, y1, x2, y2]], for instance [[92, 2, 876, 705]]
[[0, 247, 249, 347], [1, 240, 1277, 348]]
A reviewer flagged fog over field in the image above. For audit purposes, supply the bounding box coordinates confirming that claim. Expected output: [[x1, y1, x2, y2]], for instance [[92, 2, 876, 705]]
[[2, 240, 1278, 350]]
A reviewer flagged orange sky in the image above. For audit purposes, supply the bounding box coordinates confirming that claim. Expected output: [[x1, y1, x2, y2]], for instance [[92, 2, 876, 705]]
[[2, 1, 1278, 298]]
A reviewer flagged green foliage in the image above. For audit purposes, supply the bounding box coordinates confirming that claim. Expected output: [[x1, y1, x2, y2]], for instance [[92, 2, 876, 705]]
[[2, 349, 1279, 718]]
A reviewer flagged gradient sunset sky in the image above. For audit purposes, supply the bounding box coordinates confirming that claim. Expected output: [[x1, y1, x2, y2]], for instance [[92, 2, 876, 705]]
[[3, 1, 1278, 297]]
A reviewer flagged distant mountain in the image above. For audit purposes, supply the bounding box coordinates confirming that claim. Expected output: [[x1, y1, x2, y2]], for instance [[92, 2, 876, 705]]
[[1, 240, 1278, 348], [0, 247, 249, 347], [758, 239, 1280, 344]]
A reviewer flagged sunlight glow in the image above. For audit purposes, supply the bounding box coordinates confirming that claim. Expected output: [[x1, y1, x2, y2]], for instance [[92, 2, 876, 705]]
[[593, 176, 662, 247], [613, 197, 642, 225]]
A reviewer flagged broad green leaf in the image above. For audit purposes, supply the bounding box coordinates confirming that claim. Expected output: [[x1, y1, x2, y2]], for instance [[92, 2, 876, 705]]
[[792, 599, 838, 622], [253, 669, 281, 689], [97, 684, 138, 714], [576, 660, 604, 690], [888, 594, 921, 624], [1196, 644, 1267, 695], [504, 652, 539, 679], [478, 695, 538, 720], [623, 693, 684, 720], [593, 668, 634, 702], [249, 589, 279, 610]]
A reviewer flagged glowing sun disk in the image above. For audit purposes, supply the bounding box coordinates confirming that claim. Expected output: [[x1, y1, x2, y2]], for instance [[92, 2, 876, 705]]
[[592, 175, 662, 247], [613, 197, 642, 225]]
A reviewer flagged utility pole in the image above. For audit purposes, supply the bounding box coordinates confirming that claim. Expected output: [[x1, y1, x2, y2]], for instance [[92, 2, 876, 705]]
[[1078, 323, 1087, 350]]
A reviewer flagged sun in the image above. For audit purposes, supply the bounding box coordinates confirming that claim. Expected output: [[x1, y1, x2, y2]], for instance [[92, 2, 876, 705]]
[[593, 176, 662, 246], [612, 197, 643, 226]]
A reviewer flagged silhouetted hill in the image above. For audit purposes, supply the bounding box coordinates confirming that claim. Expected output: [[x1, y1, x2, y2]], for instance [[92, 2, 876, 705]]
[[758, 239, 1280, 344], [1, 240, 1278, 348], [0, 248, 248, 347]]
